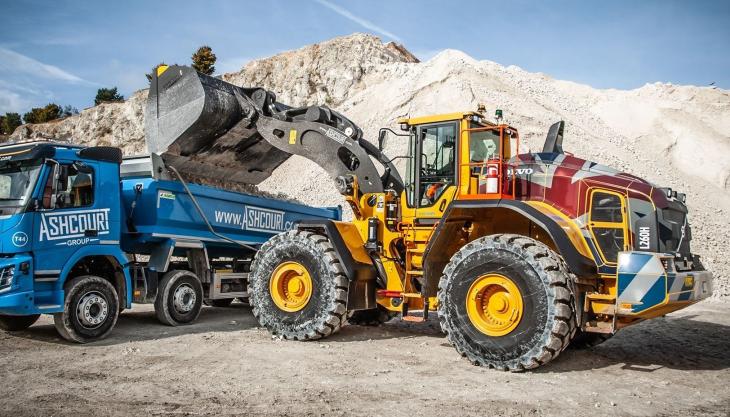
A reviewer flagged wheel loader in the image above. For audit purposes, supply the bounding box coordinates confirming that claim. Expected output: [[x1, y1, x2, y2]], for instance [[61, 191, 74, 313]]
[[148, 65, 713, 370]]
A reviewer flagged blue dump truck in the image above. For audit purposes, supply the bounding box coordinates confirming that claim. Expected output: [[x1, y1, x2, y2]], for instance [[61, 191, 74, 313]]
[[0, 141, 340, 342]]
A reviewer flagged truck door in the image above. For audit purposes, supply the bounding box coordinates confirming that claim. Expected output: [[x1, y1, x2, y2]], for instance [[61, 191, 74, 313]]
[[32, 160, 111, 275]]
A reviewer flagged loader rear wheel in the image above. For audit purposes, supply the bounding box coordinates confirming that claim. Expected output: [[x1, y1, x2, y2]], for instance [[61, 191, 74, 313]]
[[249, 230, 348, 340], [155, 270, 203, 326], [438, 234, 576, 371], [347, 306, 396, 326], [0, 314, 40, 331]]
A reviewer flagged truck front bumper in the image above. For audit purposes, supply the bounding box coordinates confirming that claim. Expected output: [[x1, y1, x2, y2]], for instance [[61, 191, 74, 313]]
[[616, 251, 713, 318], [0, 254, 59, 316]]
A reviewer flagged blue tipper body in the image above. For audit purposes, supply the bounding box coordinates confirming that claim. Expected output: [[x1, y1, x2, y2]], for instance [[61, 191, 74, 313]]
[[0, 142, 340, 316]]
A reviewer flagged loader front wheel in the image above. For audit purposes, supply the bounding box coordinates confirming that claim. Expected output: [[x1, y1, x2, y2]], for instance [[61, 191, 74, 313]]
[[438, 234, 576, 371], [249, 230, 348, 340]]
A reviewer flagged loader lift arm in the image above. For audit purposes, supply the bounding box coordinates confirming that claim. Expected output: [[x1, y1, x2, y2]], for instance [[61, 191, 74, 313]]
[[146, 65, 403, 196]]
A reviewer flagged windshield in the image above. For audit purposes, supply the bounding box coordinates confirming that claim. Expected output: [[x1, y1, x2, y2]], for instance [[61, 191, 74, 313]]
[[0, 160, 43, 214]]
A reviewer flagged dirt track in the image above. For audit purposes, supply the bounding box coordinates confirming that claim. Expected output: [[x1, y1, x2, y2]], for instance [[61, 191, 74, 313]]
[[1, 301, 728, 417]]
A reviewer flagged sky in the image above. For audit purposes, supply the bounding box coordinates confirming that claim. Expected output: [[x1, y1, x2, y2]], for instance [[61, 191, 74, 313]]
[[0, 0, 728, 115]]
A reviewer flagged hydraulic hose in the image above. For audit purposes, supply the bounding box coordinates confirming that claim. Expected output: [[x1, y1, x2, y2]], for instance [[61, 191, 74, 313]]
[[167, 164, 259, 253]]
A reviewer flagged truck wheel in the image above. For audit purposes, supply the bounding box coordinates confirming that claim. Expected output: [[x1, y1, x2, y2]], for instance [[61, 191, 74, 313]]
[[155, 270, 203, 326], [249, 230, 348, 340], [53, 275, 119, 343], [570, 330, 613, 349], [347, 306, 396, 326], [438, 234, 576, 371], [0, 314, 41, 331]]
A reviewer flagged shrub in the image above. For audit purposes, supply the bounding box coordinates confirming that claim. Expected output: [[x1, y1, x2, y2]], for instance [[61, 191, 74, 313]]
[[0, 113, 22, 134], [23, 103, 62, 124]]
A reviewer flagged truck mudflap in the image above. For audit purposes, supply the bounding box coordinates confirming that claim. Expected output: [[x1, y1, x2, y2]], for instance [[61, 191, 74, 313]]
[[616, 251, 713, 318]]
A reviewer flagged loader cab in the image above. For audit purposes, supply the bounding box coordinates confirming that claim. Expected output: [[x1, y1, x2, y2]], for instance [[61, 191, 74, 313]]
[[397, 110, 519, 221]]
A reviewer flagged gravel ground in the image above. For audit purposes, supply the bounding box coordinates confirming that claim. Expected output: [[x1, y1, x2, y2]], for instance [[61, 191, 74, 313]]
[[0, 300, 728, 417]]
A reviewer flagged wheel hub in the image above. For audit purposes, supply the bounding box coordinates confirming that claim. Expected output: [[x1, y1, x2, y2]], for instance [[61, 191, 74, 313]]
[[76, 291, 108, 328], [173, 284, 197, 313], [270, 261, 313, 312], [466, 273, 523, 337]]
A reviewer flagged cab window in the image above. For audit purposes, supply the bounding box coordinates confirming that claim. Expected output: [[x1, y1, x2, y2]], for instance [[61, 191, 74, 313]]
[[589, 190, 626, 263], [417, 123, 456, 207], [42, 163, 95, 209], [469, 129, 501, 163]]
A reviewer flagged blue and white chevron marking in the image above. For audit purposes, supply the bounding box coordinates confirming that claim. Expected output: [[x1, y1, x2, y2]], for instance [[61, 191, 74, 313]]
[[617, 252, 670, 314]]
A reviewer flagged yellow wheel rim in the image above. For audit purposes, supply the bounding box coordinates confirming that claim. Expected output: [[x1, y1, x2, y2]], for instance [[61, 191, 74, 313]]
[[269, 261, 313, 312], [466, 273, 523, 337]]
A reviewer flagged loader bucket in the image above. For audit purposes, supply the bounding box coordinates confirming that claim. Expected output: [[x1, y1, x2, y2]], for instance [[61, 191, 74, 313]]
[[145, 65, 291, 186]]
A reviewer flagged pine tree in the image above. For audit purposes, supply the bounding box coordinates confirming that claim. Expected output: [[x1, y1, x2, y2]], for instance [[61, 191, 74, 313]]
[[94, 87, 124, 105], [191, 46, 216, 75]]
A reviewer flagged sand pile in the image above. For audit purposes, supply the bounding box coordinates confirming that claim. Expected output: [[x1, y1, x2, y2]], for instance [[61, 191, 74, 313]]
[[5, 34, 729, 296]]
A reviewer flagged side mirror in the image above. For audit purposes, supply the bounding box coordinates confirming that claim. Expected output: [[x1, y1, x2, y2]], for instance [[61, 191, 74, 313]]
[[378, 129, 387, 151]]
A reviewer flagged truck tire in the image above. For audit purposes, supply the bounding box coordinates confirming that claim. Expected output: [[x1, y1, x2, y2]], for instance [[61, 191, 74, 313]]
[[347, 306, 396, 326], [54, 275, 119, 343], [155, 270, 203, 326], [570, 330, 613, 349], [0, 314, 40, 331], [249, 230, 348, 340], [438, 234, 576, 371]]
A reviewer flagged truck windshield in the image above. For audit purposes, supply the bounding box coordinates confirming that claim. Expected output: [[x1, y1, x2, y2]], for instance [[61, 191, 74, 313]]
[[0, 160, 42, 215]]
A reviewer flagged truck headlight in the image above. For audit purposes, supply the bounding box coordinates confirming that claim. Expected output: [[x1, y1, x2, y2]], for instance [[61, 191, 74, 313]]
[[0, 265, 15, 290]]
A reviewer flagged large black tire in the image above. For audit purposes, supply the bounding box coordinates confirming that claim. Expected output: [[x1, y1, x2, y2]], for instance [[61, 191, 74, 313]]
[[54, 275, 119, 343], [570, 330, 613, 349], [155, 270, 203, 326], [0, 314, 40, 331], [249, 230, 348, 340], [347, 306, 396, 326], [438, 234, 577, 371]]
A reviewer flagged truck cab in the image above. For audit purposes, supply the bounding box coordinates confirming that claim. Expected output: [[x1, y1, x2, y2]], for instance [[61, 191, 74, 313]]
[[0, 142, 130, 341]]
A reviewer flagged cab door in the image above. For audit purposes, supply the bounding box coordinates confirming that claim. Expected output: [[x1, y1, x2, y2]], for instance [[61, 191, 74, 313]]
[[32, 160, 107, 276], [403, 122, 458, 224]]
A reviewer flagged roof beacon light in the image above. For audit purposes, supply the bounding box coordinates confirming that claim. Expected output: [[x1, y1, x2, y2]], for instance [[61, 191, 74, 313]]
[[495, 109, 503, 124]]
